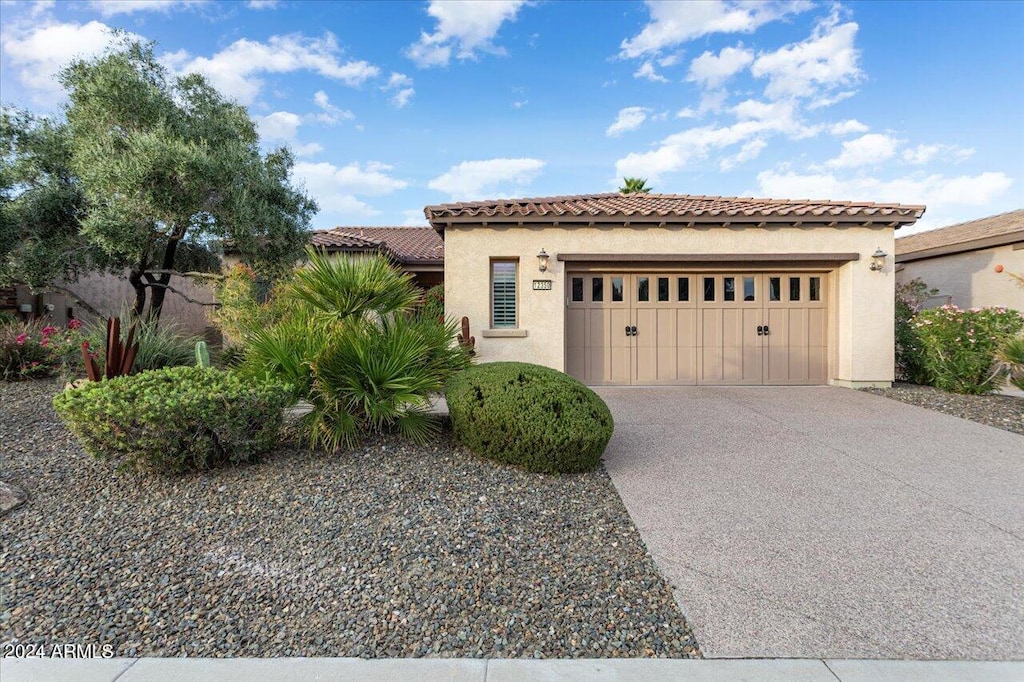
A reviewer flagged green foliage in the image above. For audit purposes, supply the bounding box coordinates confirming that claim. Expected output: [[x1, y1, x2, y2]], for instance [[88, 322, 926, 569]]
[[1, 321, 57, 380], [4, 37, 316, 321], [52, 366, 290, 474], [83, 306, 198, 374], [445, 362, 614, 474], [619, 177, 652, 194], [195, 340, 210, 368], [419, 284, 445, 322], [913, 305, 1024, 394], [236, 254, 472, 451], [997, 336, 1024, 391], [207, 263, 291, 346], [895, 278, 937, 384]]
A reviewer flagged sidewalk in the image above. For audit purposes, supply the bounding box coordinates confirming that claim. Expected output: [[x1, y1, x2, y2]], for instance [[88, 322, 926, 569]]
[[3, 658, 1022, 682]]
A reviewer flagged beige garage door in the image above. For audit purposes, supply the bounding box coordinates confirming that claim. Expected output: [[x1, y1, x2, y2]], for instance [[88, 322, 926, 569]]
[[566, 272, 828, 386]]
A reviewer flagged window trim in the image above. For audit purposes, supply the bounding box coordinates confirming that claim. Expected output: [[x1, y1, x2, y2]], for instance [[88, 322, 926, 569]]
[[490, 258, 519, 329]]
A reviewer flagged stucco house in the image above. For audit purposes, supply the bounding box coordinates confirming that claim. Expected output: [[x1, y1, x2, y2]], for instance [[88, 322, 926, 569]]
[[310, 227, 444, 289], [895, 209, 1024, 311], [426, 193, 925, 388]]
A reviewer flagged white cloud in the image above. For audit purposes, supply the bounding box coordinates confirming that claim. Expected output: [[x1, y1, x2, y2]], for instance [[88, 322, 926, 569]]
[[294, 161, 409, 217], [428, 158, 545, 199], [293, 142, 324, 157], [634, 60, 669, 83], [246, 0, 280, 9], [401, 208, 430, 226], [829, 119, 869, 136], [751, 9, 861, 101], [406, 0, 527, 68], [719, 138, 767, 171], [0, 20, 140, 101], [755, 169, 1014, 226], [313, 90, 355, 124], [606, 106, 649, 137], [686, 44, 753, 89], [620, 0, 811, 59], [903, 143, 975, 165], [512, 99, 528, 109], [808, 89, 856, 109], [825, 133, 899, 169], [176, 33, 379, 105], [382, 72, 415, 108], [88, 0, 204, 17], [257, 111, 302, 141]]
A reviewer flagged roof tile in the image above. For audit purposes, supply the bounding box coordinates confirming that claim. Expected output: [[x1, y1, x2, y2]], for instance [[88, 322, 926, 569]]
[[312, 227, 443, 263], [896, 209, 1024, 256]]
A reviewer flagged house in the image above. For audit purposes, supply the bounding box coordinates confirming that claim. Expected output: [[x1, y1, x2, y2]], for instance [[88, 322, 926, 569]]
[[311, 227, 444, 289], [895, 209, 1024, 311], [426, 193, 925, 388]]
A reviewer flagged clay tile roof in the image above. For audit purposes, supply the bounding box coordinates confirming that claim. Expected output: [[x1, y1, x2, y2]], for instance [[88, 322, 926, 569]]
[[895, 209, 1024, 260], [311, 227, 444, 263], [424, 192, 926, 228]]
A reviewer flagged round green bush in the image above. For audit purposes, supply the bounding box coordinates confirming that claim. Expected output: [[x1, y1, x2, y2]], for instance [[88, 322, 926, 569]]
[[53, 366, 291, 473], [445, 362, 614, 474]]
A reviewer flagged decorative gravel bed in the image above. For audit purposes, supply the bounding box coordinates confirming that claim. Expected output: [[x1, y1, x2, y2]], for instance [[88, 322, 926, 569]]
[[0, 379, 699, 659], [862, 382, 1024, 436]]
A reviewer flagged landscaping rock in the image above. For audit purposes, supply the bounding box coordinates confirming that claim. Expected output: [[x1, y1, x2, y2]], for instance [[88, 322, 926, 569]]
[[0, 378, 700, 659], [863, 382, 1024, 435], [0, 481, 27, 516]]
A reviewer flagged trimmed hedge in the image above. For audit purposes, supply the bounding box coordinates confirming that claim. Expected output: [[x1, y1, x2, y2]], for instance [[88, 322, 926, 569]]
[[445, 362, 613, 474], [53, 366, 291, 473]]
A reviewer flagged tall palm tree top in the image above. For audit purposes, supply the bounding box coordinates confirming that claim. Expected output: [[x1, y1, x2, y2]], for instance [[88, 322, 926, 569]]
[[619, 177, 652, 194]]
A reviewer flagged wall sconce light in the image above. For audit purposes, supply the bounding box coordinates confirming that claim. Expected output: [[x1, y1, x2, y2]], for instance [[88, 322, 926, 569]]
[[869, 248, 888, 272], [537, 248, 550, 272]]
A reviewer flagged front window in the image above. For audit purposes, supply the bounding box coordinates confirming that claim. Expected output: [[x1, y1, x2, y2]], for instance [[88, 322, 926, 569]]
[[491, 260, 518, 328]]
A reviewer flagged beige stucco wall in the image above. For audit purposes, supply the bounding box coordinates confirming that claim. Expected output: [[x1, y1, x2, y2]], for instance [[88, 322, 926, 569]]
[[443, 224, 897, 386], [896, 242, 1024, 312]]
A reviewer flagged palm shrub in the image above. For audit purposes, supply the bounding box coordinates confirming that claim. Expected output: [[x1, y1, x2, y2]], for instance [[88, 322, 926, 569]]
[[997, 336, 1024, 391], [237, 249, 472, 450], [914, 305, 1023, 394]]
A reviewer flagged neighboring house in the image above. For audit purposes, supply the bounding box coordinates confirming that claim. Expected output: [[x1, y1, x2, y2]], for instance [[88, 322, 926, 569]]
[[895, 209, 1024, 311], [310, 227, 444, 289], [426, 193, 925, 388]]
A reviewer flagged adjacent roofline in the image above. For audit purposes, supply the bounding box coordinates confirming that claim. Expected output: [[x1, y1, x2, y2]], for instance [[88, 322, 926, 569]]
[[895, 231, 1024, 263]]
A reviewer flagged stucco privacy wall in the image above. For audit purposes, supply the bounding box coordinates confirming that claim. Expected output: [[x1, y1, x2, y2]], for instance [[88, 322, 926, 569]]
[[443, 224, 897, 386], [896, 243, 1024, 311]]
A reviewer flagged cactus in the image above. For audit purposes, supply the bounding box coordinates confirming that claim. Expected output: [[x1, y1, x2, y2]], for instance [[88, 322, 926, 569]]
[[195, 340, 211, 368], [458, 316, 476, 354]]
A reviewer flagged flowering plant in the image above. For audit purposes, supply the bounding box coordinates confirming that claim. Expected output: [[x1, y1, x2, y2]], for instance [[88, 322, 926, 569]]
[[913, 304, 1023, 394], [1, 319, 88, 381]]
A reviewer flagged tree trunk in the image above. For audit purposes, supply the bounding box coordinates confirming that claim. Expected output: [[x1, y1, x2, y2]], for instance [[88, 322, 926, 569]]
[[128, 269, 147, 318], [147, 236, 181, 322]]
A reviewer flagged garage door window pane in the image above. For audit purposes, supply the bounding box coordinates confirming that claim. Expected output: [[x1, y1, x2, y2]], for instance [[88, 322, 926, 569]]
[[637, 277, 649, 302], [491, 261, 517, 328], [743, 276, 756, 301], [611, 277, 624, 302], [592, 277, 603, 302], [724, 277, 735, 301], [571, 277, 584, 302], [809, 276, 821, 301], [789, 277, 801, 301], [678, 277, 690, 302], [658, 277, 669, 302], [703, 277, 715, 302], [769, 277, 781, 301]]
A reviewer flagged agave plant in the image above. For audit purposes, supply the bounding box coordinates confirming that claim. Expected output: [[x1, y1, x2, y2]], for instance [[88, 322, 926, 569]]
[[996, 336, 1024, 391]]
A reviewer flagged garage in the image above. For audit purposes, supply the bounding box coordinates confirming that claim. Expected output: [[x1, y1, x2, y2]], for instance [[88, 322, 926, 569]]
[[427, 193, 925, 389], [566, 271, 828, 385]]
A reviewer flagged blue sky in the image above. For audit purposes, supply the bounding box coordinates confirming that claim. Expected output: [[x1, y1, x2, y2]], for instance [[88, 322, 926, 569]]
[[1, 0, 1021, 234]]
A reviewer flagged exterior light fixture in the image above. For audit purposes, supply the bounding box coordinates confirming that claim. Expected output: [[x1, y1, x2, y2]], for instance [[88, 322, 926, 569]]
[[537, 248, 550, 272], [869, 248, 888, 272]]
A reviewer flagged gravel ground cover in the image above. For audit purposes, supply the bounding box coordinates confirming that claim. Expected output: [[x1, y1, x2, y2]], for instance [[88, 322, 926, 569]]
[[862, 382, 1024, 436], [0, 379, 699, 658]]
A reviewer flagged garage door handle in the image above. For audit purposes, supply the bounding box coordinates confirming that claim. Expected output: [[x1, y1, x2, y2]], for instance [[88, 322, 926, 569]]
[[625, 325, 631, 336], [757, 325, 764, 336], [630, 325, 637, 336], [763, 325, 770, 336]]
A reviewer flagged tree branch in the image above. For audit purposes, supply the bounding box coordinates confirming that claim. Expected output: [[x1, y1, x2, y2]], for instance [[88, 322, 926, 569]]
[[145, 269, 225, 281], [142, 281, 221, 307], [47, 284, 104, 318]]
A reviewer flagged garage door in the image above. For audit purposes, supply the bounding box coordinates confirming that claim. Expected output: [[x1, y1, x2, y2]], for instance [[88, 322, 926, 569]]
[[566, 272, 828, 386]]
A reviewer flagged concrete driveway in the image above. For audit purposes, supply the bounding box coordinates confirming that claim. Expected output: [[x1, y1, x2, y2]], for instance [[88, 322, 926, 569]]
[[596, 386, 1024, 660]]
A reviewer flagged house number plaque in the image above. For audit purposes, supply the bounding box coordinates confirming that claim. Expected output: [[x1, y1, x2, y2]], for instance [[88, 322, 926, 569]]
[[532, 280, 553, 291]]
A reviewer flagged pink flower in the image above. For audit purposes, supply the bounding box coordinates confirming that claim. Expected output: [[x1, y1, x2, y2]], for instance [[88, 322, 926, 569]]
[[30, 361, 39, 367], [40, 338, 49, 347], [41, 325, 57, 337], [67, 319, 83, 330], [15, 333, 27, 346]]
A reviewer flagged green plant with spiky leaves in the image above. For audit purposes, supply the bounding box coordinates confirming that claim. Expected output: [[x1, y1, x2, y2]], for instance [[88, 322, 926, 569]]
[[996, 336, 1024, 391], [619, 177, 652, 194]]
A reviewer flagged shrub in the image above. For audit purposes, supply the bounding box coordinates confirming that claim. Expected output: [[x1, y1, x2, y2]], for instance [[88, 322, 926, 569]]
[[445, 362, 614, 474], [52, 366, 291, 473], [895, 278, 936, 384], [238, 250, 473, 451], [997, 336, 1024, 391], [83, 307, 198, 374], [419, 284, 445, 322], [1, 321, 56, 380], [914, 305, 1024, 394]]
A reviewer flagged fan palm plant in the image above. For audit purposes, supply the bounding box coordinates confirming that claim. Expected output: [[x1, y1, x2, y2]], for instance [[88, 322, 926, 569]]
[[996, 336, 1024, 391], [619, 177, 652, 194]]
